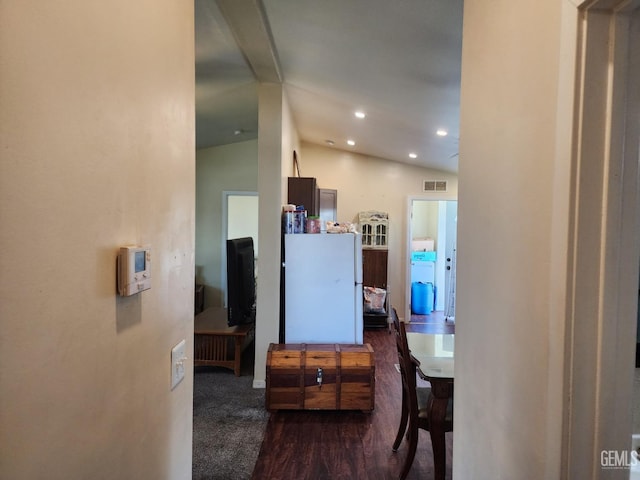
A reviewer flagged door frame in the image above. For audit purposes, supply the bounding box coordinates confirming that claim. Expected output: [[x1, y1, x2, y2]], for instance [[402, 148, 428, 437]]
[[564, 1, 640, 476], [405, 194, 457, 322]]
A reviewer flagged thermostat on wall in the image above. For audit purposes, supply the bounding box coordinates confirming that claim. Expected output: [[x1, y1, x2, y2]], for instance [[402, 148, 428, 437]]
[[117, 245, 151, 296]]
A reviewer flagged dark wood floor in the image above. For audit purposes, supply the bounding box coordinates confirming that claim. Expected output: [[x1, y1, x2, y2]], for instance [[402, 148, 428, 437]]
[[251, 326, 453, 479], [408, 310, 455, 335]]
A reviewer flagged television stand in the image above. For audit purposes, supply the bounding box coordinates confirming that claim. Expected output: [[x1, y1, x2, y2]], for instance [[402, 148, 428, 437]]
[[194, 307, 255, 376]]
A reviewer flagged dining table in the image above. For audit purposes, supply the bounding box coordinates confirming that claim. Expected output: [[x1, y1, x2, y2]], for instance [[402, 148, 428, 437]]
[[409, 348, 454, 480]]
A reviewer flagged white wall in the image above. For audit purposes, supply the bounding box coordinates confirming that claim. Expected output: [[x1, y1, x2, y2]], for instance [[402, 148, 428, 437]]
[[196, 140, 258, 307], [252, 84, 299, 386], [227, 195, 259, 251], [412, 200, 440, 242], [0, 1, 195, 478], [454, 0, 573, 477], [298, 141, 458, 318]]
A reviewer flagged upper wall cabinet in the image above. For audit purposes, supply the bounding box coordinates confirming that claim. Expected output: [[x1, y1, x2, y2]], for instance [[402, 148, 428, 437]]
[[288, 177, 318, 216], [359, 211, 388, 249]]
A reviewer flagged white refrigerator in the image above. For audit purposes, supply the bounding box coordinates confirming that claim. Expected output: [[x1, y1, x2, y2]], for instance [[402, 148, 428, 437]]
[[284, 233, 363, 344]]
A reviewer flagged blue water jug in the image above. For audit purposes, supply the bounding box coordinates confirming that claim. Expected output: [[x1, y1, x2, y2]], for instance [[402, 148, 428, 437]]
[[411, 281, 434, 315]]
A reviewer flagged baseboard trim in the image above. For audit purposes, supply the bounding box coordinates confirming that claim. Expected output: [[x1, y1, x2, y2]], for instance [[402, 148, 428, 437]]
[[253, 379, 266, 389]]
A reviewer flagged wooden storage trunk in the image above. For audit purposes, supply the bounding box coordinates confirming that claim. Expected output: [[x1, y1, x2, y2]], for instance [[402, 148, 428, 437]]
[[266, 343, 375, 412]]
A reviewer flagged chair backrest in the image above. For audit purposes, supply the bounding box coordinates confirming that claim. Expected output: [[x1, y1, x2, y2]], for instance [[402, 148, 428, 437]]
[[391, 307, 404, 368], [391, 308, 419, 416]]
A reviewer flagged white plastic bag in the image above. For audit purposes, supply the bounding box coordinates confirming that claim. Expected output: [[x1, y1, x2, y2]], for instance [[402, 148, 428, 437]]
[[363, 286, 386, 314]]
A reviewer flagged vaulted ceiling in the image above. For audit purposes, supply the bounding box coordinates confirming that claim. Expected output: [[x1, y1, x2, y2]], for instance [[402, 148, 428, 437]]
[[195, 0, 463, 173]]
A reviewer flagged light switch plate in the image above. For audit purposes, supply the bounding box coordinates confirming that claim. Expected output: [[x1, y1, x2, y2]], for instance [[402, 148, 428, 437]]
[[171, 339, 187, 390]]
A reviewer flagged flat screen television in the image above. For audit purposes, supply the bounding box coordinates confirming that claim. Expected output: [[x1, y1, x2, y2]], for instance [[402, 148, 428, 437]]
[[226, 237, 256, 326]]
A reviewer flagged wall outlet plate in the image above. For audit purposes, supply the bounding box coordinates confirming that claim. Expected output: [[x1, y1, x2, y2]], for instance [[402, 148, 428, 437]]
[[171, 339, 187, 390]]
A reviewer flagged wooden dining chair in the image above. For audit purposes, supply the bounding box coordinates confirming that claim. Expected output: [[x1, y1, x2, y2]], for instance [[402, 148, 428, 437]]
[[391, 308, 453, 480]]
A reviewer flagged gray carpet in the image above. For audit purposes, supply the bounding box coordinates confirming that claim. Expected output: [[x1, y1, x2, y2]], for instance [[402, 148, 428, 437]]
[[193, 343, 269, 480]]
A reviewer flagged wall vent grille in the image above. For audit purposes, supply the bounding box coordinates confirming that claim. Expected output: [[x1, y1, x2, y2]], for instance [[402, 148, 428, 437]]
[[423, 180, 448, 192]]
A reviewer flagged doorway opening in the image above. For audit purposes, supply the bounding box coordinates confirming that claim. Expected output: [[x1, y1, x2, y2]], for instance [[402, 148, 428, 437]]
[[405, 198, 457, 353], [406, 199, 457, 318], [221, 191, 258, 308]]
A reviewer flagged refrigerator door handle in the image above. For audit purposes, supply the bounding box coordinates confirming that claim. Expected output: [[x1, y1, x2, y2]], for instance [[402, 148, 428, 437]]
[[354, 233, 363, 284]]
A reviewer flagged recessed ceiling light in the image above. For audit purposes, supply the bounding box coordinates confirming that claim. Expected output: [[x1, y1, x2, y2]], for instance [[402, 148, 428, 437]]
[[354, 111, 366, 119], [347, 139, 355, 146], [436, 129, 448, 137], [325, 139, 335, 146], [409, 153, 417, 159]]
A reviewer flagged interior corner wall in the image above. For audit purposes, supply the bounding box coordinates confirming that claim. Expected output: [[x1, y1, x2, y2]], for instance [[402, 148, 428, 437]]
[[0, 1, 195, 478], [196, 140, 258, 308], [455, 0, 572, 478], [298, 141, 458, 318]]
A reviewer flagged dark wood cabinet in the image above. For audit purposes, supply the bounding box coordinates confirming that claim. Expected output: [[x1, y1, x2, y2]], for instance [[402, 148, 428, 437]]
[[362, 249, 388, 289], [288, 177, 318, 216], [362, 248, 389, 328]]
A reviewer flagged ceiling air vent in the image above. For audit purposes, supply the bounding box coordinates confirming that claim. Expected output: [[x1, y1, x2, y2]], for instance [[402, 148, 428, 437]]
[[423, 180, 448, 192]]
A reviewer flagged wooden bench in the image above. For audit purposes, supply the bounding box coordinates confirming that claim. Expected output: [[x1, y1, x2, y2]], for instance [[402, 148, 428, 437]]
[[194, 307, 255, 376]]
